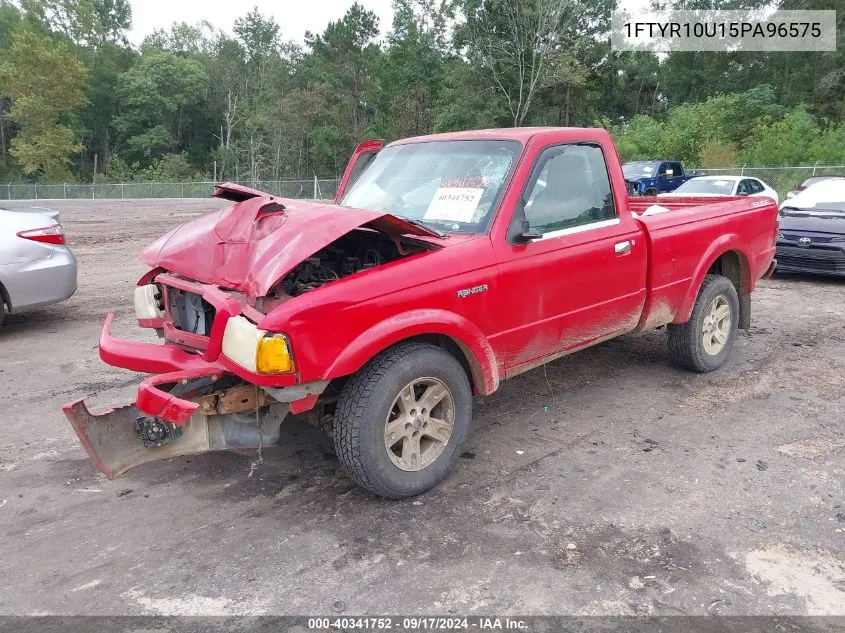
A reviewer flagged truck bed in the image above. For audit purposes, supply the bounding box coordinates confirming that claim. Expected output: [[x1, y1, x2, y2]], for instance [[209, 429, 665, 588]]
[[631, 196, 779, 330]]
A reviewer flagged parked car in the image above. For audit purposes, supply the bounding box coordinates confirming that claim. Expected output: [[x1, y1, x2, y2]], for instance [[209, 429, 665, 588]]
[[0, 207, 77, 326], [776, 179, 845, 276], [64, 127, 778, 499], [622, 160, 692, 196], [658, 175, 779, 204], [785, 175, 844, 199]]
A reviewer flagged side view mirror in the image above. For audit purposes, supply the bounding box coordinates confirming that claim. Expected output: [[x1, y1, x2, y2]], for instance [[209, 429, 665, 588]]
[[516, 219, 542, 243]]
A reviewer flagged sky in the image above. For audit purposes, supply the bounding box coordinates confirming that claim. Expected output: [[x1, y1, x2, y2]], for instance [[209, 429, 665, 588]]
[[128, 0, 396, 45]]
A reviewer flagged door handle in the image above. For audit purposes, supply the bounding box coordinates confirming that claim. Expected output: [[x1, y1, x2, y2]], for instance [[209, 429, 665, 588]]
[[614, 240, 632, 255]]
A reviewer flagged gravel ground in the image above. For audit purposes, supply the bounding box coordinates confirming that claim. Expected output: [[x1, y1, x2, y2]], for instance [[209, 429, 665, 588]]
[[0, 199, 843, 616]]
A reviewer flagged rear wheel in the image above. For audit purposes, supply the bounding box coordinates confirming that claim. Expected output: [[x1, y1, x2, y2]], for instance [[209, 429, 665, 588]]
[[333, 342, 472, 499], [668, 274, 739, 373]]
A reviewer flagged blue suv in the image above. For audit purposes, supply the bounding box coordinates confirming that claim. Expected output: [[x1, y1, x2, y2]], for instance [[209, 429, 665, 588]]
[[623, 161, 691, 196]]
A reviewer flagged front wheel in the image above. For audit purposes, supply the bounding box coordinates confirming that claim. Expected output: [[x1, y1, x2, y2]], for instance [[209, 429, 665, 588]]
[[668, 274, 739, 373], [333, 342, 473, 499]]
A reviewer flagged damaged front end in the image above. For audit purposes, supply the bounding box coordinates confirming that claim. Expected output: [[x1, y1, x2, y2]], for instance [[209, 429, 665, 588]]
[[65, 183, 439, 478], [64, 296, 328, 478]]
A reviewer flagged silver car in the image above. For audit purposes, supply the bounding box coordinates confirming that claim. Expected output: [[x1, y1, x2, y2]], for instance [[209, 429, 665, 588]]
[[0, 206, 78, 325]]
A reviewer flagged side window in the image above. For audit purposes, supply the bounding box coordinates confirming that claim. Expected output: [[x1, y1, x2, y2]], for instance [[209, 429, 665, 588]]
[[658, 163, 668, 176], [748, 179, 764, 193], [737, 179, 753, 195], [670, 162, 683, 176], [523, 144, 617, 235]]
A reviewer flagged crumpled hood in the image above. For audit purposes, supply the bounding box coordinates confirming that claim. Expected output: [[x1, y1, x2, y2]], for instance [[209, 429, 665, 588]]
[[140, 194, 442, 297]]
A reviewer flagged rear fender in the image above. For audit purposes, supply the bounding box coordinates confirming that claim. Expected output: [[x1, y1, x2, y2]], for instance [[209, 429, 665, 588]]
[[674, 236, 752, 325], [322, 310, 499, 395]]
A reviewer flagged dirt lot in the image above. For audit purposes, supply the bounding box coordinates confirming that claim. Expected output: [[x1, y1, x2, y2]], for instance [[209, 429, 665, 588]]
[[0, 199, 843, 616]]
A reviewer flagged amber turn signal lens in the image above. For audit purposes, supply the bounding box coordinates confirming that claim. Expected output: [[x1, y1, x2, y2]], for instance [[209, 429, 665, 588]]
[[256, 335, 294, 374]]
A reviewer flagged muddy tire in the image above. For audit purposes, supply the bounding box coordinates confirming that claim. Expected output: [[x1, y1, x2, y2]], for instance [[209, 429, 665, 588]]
[[668, 274, 739, 373], [333, 342, 472, 499]]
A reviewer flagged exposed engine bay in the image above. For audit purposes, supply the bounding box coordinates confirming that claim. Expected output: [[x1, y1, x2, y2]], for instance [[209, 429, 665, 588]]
[[275, 229, 432, 298], [168, 287, 215, 336]]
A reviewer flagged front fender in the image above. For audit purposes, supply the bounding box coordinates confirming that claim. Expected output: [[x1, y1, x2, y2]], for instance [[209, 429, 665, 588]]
[[674, 235, 752, 325], [322, 309, 500, 395]]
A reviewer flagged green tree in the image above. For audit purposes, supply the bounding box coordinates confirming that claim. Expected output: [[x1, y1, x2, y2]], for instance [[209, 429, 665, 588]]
[[435, 57, 510, 131], [113, 51, 208, 161], [20, 0, 131, 46], [0, 1, 23, 174], [302, 3, 381, 172], [454, 0, 582, 126], [742, 106, 823, 165], [609, 114, 663, 161], [0, 26, 87, 180], [378, 0, 447, 138]]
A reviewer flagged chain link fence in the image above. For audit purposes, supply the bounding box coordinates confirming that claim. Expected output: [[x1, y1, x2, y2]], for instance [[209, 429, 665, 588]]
[[0, 179, 341, 201], [698, 165, 845, 198], [2, 167, 844, 202]]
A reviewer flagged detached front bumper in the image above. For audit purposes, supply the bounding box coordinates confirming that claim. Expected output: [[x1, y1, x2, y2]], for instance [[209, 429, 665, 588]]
[[98, 313, 225, 424], [64, 314, 326, 479], [63, 399, 289, 479]]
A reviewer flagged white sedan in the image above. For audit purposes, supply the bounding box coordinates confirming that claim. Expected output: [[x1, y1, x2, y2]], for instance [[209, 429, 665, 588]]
[[658, 175, 779, 204]]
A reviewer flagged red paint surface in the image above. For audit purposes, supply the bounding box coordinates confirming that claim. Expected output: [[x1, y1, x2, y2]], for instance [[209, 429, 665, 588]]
[[78, 127, 778, 421]]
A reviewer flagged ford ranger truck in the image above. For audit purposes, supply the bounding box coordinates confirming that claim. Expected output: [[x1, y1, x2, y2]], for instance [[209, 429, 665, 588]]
[[64, 128, 778, 499]]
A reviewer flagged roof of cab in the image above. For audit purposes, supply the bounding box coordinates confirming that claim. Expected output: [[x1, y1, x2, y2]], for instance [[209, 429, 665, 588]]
[[389, 126, 610, 147]]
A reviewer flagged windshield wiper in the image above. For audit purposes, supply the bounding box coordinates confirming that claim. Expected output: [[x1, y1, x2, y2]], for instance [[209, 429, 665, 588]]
[[396, 215, 448, 238]]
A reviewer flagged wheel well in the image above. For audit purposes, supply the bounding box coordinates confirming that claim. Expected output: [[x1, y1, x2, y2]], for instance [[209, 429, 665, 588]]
[[316, 334, 488, 419], [388, 334, 481, 393], [707, 250, 751, 329]]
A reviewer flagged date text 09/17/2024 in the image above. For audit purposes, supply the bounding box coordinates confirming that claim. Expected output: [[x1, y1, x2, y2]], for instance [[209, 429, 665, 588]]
[[307, 616, 528, 630]]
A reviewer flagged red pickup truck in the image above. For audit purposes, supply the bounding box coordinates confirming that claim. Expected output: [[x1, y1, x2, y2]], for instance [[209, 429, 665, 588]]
[[65, 127, 778, 498]]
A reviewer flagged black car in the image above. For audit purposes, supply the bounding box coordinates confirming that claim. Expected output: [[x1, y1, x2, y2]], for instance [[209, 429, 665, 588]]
[[776, 180, 845, 276]]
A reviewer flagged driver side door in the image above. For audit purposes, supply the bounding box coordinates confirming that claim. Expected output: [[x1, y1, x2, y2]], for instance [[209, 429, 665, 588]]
[[334, 139, 384, 203], [489, 142, 647, 376]]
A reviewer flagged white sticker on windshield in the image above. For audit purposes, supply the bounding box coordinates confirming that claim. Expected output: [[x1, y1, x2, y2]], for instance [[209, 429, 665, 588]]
[[424, 187, 484, 222]]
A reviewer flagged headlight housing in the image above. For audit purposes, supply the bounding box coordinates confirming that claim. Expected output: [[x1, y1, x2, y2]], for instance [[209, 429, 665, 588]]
[[134, 284, 164, 320], [222, 315, 294, 375]]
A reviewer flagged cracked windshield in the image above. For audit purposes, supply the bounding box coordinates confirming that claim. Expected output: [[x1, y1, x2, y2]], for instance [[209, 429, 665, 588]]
[[340, 140, 521, 234]]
